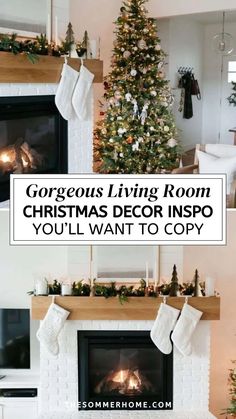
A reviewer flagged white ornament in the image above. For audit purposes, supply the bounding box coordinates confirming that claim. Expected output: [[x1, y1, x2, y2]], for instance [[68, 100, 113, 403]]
[[125, 93, 132, 102], [121, 47, 125, 52], [164, 126, 170, 132], [118, 128, 126, 136], [158, 61, 164, 69], [168, 138, 177, 148], [123, 50, 131, 59], [119, 153, 124, 158], [131, 69, 137, 76], [109, 138, 114, 143], [133, 46, 138, 51], [150, 126, 155, 131], [142, 67, 147, 74], [132, 99, 139, 118], [138, 39, 147, 49], [132, 142, 139, 151], [155, 44, 161, 51], [114, 90, 122, 99], [138, 137, 144, 143], [140, 103, 149, 125], [117, 116, 123, 120], [151, 90, 157, 97], [161, 101, 169, 107]]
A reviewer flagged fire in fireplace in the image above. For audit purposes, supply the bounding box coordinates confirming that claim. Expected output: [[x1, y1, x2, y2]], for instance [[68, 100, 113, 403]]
[[0, 95, 68, 202], [78, 331, 173, 410]]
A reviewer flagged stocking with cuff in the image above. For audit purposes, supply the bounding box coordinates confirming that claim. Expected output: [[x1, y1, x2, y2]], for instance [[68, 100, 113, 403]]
[[55, 62, 79, 121], [150, 303, 180, 354], [172, 303, 203, 356], [72, 63, 94, 120], [36, 302, 70, 356]]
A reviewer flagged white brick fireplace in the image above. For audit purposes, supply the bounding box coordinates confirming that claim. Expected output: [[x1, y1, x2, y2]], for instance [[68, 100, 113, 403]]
[[38, 319, 215, 419], [0, 82, 93, 208]]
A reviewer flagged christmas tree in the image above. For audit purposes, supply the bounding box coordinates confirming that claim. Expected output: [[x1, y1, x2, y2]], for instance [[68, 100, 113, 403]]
[[222, 360, 236, 417], [94, 0, 180, 174], [169, 265, 179, 297]]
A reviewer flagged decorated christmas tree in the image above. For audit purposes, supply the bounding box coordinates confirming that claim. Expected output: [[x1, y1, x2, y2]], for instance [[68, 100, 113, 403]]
[[223, 360, 236, 417], [94, 0, 180, 174]]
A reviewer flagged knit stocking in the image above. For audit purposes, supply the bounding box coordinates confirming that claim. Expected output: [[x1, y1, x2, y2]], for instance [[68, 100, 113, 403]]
[[55, 63, 79, 121], [36, 303, 70, 356], [72, 63, 94, 120], [150, 303, 180, 354], [172, 303, 203, 356]]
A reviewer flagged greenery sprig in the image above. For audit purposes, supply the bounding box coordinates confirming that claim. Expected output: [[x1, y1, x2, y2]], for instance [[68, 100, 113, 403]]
[[221, 360, 236, 417]]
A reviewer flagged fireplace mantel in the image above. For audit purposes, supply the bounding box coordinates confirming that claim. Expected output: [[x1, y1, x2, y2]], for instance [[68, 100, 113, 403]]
[[31, 296, 220, 321], [0, 52, 103, 83]]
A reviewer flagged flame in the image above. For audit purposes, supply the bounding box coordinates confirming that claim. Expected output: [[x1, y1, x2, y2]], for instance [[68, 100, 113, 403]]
[[0, 153, 11, 163], [128, 377, 138, 390], [22, 157, 29, 167], [120, 370, 124, 383]]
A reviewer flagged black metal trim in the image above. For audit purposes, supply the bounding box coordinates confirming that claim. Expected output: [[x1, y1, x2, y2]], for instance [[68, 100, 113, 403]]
[[77, 330, 173, 411], [0, 95, 68, 202]]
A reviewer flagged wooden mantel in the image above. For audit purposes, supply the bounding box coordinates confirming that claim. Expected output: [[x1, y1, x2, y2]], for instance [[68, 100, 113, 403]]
[[31, 296, 220, 321], [0, 52, 103, 83]]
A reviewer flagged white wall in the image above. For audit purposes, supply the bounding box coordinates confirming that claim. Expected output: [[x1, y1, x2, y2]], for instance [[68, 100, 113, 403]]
[[149, 0, 236, 18], [0, 210, 183, 375], [202, 22, 236, 145], [0, 210, 68, 374], [158, 16, 204, 149], [0, 211, 68, 308]]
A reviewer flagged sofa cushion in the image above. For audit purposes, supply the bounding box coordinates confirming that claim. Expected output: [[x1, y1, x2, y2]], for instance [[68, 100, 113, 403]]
[[197, 150, 236, 194]]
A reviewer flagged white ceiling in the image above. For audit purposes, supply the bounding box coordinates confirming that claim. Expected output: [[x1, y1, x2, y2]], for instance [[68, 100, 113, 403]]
[[186, 9, 236, 24]]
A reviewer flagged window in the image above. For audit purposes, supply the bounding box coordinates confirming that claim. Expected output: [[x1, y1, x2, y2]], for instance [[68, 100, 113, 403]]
[[228, 61, 236, 83]]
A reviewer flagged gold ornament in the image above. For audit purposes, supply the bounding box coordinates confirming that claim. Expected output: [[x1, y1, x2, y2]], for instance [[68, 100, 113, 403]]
[[114, 90, 122, 99], [126, 136, 133, 144], [158, 70, 165, 79]]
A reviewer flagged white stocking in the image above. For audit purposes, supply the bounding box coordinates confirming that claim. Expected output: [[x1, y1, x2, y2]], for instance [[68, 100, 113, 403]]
[[55, 63, 79, 121], [72, 63, 94, 121], [36, 302, 70, 356], [150, 303, 180, 354], [172, 303, 202, 356]]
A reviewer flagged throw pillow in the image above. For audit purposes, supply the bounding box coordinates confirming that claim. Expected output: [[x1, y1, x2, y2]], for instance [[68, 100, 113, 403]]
[[197, 150, 236, 195]]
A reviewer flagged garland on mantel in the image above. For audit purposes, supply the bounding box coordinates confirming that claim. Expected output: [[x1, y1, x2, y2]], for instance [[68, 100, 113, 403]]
[[0, 25, 90, 63]]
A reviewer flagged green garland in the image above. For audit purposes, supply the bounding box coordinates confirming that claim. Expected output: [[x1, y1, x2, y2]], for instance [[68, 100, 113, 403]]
[[0, 32, 74, 63]]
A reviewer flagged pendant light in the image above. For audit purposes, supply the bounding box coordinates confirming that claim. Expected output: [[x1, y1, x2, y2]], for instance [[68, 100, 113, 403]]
[[213, 11, 234, 55]]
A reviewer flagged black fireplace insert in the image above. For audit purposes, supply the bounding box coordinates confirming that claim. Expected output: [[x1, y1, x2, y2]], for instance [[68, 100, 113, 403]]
[[0, 95, 68, 202], [78, 331, 173, 411]]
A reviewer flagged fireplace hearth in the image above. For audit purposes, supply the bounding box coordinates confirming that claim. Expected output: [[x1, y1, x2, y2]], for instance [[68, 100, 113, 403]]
[[78, 331, 173, 411], [0, 95, 68, 202]]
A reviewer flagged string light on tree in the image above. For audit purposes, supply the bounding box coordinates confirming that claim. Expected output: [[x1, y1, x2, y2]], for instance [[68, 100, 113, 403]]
[[94, 0, 180, 174]]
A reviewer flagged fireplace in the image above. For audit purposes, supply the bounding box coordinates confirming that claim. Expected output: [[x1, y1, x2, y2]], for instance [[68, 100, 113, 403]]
[[0, 95, 68, 202], [78, 331, 173, 411]]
